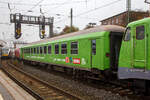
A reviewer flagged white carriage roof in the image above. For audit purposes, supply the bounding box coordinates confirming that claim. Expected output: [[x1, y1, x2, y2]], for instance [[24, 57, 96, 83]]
[[25, 25, 125, 47]]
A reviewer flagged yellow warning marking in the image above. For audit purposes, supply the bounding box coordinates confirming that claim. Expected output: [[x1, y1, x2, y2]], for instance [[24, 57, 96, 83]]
[[0, 94, 3, 100]]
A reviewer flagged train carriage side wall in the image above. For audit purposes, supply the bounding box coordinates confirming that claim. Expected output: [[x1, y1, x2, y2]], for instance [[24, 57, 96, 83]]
[[21, 31, 111, 71]]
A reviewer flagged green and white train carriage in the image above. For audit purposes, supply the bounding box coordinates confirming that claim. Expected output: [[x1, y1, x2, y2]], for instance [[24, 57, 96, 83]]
[[21, 25, 125, 76]]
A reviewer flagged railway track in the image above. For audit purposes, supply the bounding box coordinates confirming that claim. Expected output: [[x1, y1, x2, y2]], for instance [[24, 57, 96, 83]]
[[11, 60, 138, 97], [1, 60, 82, 100], [84, 76, 134, 97], [2, 59, 150, 100], [20, 61, 135, 97]]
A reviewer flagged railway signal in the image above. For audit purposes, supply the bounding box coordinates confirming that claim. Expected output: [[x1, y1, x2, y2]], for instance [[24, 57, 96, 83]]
[[39, 24, 46, 39], [10, 13, 54, 39], [15, 22, 22, 39]]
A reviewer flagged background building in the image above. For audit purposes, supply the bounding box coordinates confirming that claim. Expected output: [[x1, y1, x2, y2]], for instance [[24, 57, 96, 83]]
[[100, 11, 149, 27]]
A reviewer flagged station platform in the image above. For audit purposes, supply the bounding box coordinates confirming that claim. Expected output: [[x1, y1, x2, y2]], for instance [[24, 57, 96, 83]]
[[0, 70, 36, 100]]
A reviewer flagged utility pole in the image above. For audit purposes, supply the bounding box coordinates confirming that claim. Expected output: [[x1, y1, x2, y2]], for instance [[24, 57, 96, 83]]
[[70, 8, 73, 32], [49, 17, 54, 38], [126, 0, 131, 24], [145, 0, 150, 16]]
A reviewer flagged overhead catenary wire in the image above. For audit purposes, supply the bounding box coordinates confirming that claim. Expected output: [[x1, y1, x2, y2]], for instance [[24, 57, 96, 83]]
[[0, 1, 86, 6], [27, 0, 45, 12], [74, 0, 122, 17], [55, 0, 123, 24], [48, 0, 70, 11]]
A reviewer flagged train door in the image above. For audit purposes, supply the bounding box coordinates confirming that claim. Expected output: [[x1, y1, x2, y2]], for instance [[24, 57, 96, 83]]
[[91, 39, 101, 69], [133, 25, 147, 69]]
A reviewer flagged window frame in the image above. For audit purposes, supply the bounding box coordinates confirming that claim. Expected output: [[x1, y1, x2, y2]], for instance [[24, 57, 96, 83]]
[[136, 25, 145, 40], [34, 48, 36, 54], [44, 46, 47, 54], [29, 48, 31, 54], [28, 48, 31, 54], [37, 47, 39, 54], [61, 43, 67, 54], [31, 48, 33, 54], [71, 41, 78, 54], [124, 27, 131, 41], [48, 45, 52, 54], [92, 40, 96, 55], [55, 44, 59, 54], [40, 46, 43, 54]]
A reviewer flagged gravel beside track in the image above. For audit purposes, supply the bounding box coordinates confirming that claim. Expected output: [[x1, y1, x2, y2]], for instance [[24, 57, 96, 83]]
[[3, 59, 150, 100], [2, 60, 82, 100], [13, 60, 132, 100]]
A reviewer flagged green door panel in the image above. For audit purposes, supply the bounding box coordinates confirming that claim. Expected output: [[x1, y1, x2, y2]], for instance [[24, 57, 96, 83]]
[[91, 39, 101, 69], [133, 25, 147, 69]]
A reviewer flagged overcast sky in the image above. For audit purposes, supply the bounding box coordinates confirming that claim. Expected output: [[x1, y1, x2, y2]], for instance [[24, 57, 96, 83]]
[[0, 0, 149, 44]]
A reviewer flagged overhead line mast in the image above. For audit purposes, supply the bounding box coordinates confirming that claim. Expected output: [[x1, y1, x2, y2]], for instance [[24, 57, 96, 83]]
[[145, 0, 150, 16], [126, 0, 131, 24], [70, 8, 73, 32]]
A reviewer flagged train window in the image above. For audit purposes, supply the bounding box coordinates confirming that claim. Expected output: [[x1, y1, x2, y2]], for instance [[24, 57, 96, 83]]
[[29, 48, 30, 54], [71, 42, 78, 54], [55, 44, 59, 54], [124, 27, 131, 41], [30, 48, 31, 54], [48, 45, 51, 54], [44, 46, 47, 54], [61, 43, 67, 54], [40, 47, 43, 54], [34, 48, 36, 54], [30, 48, 32, 54], [92, 40, 96, 55], [28, 49, 29, 53], [32, 48, 34, 54], [136, 26, 145, 40], [37, 47, 39, 54]]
